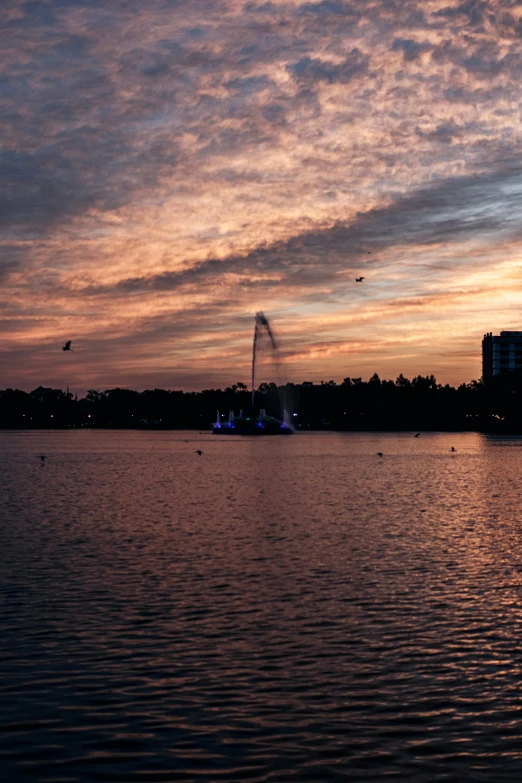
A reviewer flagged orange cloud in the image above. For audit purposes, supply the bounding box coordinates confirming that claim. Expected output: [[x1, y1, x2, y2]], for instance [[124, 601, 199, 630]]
[[1, 0, 522, 392]]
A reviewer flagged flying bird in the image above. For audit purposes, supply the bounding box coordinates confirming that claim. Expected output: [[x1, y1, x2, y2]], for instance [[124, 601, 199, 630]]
[[62, 340, 73, 351], [355, 277, 365, 283], [195, 449, 203, 456]]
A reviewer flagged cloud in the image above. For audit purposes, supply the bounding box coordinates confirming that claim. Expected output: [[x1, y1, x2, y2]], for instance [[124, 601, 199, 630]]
[[391, 37, 432, 59], [0, 244, 23, 281], [298, 1, 358, 17], [287, 51, 369, 84], [432, 1, 488, 27], [2, 0, 522, 391], [75, 164, 522, 301]]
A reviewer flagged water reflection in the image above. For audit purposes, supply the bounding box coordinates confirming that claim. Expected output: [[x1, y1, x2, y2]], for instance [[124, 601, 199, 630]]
[[3, 431, 522, 780]]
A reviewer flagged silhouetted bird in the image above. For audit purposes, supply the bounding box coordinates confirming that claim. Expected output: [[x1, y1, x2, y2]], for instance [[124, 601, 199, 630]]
[[377, 452, 383, 458], [62, 340, 73, 351], [450, 447, 456, 452], [355, 277, 365, 283], [414, 433, 420, 437], [195, 450, 203, 456], [39, 455, 46, 464]]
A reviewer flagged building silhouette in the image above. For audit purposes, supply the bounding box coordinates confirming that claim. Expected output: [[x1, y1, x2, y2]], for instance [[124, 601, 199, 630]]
[[482, 331, 522, 378], [30, 386, 62, 402]]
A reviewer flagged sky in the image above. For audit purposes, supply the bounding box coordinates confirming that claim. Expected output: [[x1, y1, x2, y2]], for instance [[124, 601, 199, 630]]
[[2, 0, 522, 394]]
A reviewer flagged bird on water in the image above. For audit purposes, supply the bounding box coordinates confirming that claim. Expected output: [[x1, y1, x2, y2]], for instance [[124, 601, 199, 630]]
[[414, 433, 420, 438], [195, 450, 203, 456], [450, 447, 456, 452], [39, 455, 46, 464], [377, 452, 383, 458], [62, 340, 73, 351]]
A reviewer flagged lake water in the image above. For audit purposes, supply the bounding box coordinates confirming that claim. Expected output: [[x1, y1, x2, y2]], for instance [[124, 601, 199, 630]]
[[2, 430, 522, 782]]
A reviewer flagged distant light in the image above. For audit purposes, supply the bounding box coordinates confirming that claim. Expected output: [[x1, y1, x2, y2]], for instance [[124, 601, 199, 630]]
[[293, 413, 297, 417], [87, 415, 91, 418], [50, 415, 53, 418]]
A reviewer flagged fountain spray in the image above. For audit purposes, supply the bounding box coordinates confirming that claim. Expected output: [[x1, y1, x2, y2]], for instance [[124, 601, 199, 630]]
[[251, 312, 277, 407]]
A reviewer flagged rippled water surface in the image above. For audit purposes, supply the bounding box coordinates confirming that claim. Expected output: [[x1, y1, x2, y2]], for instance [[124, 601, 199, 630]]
[[3, 430, 522, 781]]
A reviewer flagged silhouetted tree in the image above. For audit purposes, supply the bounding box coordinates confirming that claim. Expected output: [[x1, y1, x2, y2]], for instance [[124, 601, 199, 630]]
[[2, 372, 522, 431]]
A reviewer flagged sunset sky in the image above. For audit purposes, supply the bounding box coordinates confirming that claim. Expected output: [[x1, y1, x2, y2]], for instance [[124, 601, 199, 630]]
[[2, 0, 522, 394]]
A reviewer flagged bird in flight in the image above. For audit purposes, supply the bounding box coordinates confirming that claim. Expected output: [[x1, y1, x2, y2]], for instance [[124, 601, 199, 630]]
[[355, 277, 365, 283], [62, 340, 73, 351], [195, 449, 203, 456]]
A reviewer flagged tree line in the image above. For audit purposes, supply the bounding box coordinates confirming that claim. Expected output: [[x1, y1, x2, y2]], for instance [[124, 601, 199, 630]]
[[1, 372, 522, 431]]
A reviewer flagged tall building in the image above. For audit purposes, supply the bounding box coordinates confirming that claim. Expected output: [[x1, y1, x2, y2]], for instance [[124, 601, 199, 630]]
[[482, 331, 522, 378]]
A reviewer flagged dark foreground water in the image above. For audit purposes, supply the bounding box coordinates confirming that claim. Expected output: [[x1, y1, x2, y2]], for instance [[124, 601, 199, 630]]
[[2, 430, 522, 781]]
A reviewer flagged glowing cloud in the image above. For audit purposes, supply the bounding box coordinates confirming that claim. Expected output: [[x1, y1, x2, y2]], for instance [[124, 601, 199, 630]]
[[1, 0, 522, 391]]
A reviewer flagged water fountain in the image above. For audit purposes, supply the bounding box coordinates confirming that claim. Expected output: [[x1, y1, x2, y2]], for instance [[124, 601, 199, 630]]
[[213, 312, 293, 435]]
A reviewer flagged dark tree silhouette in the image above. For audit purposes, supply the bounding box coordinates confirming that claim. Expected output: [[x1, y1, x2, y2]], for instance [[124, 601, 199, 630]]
[[1, 372, 522, 431]]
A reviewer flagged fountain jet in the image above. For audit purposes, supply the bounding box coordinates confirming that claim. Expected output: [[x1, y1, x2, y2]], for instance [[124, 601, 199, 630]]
[[252, 312, 277, 407], [213, 312, 292, 435]]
